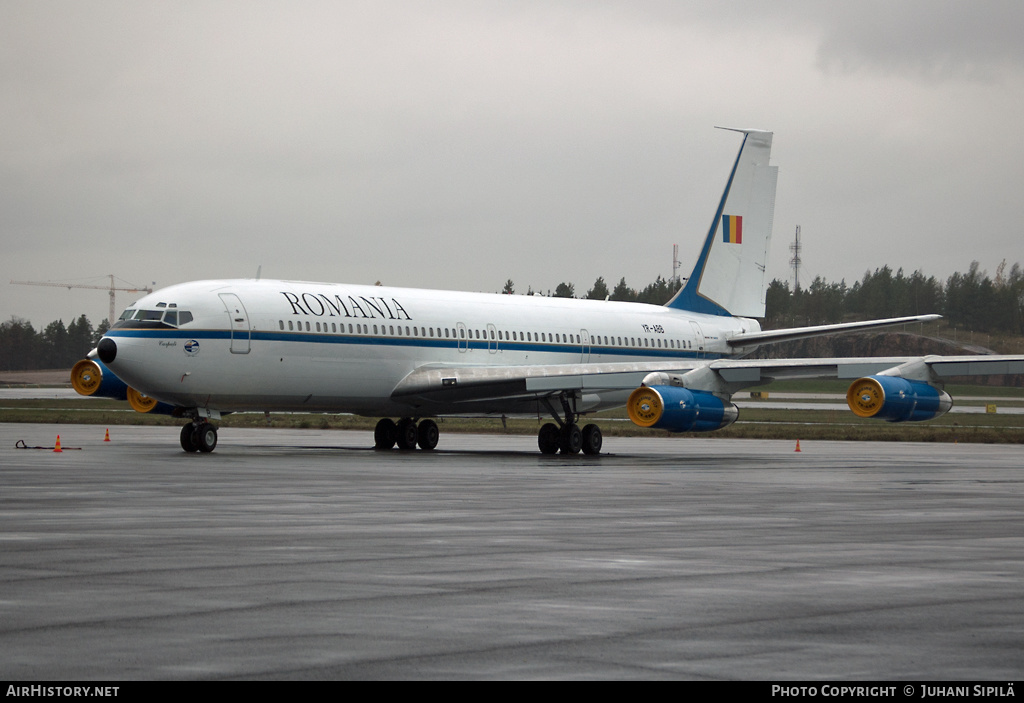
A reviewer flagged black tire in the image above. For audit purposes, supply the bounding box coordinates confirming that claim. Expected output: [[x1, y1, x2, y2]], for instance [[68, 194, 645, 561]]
[[374, 418, 398, 449], [581, 424, 603, 455], [559, 423, 582, 455], [538, 423, 560, 455], [193, 422, 218, 453], [417, 419, 439, 450], [396, 418, 418, 451], [180, 423, 199, 453]]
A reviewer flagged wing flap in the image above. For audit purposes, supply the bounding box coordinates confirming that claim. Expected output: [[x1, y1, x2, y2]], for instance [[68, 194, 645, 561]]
[[927, 357, 1024, 378]]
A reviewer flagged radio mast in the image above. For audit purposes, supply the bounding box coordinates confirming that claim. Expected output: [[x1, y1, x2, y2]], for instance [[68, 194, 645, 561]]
[[789, 226, 802, 292]]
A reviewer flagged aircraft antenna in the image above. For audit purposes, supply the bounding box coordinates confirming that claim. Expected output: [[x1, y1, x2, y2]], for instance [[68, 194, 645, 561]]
[[789, 226, 802, 292]]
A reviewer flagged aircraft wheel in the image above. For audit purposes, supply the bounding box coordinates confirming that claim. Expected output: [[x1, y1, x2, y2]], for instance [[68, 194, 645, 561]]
[[417, 419, 439, 450], [559, 423, 583, 454], [374, 418, 397, 449], [538, 423, 560, 454], [193, 422, 218, 453], [180, 423, 199, 453], [581, 424, 603, 455], [396, 418, 419, 451]]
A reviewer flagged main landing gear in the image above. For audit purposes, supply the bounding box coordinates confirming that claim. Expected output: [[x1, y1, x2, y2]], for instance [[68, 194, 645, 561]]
[[537, 421, 602, 455], [372, 396, 604, 455], [180, 420, 218, 453], [537, 394, 603, 456], [374, 418, 439, 451]]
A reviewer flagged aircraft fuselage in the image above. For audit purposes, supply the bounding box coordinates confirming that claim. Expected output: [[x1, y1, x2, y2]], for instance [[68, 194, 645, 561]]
[[100, 278, 760, 417]]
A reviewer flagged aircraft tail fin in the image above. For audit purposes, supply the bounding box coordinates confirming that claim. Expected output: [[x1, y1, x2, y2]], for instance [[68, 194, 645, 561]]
[[666, 128, 778, 317]]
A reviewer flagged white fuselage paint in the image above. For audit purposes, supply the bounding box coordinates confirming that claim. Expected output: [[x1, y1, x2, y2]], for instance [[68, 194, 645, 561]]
[[103, 279, 761, 417]]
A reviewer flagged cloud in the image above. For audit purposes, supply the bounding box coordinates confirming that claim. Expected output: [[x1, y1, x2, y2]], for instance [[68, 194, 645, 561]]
[[2, 2, 1023, 328], [812, 1, 1024, 82]]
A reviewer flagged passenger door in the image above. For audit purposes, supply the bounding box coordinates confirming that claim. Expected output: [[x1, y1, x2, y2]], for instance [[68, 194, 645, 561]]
[[219, 293, 251, 354]]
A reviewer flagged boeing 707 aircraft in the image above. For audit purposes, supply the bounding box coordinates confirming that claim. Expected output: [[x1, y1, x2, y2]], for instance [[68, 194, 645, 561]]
[[71, 129, 1024, 454]]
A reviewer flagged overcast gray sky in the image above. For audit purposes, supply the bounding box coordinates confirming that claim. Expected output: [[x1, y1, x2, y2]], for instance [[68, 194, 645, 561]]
[[3, 0, 1023, 329]]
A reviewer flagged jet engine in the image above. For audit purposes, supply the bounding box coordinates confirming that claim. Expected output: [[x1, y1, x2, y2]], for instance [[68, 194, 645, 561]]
[[846, 376, 952, 422], [71, 358, 174, 414], [71, 358, 128, 401], [627, 385, 739, 432]]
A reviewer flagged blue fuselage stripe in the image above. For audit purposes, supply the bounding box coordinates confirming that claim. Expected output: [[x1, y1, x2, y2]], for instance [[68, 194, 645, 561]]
[[105, 328, 718, 360]]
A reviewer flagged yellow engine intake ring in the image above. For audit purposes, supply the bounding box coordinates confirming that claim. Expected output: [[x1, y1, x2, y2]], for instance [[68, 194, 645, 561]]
[[847, 377, 885, 418], [127, 387, 159, 413], [70, 359, 103, 396], [627, 386, 664, 428]]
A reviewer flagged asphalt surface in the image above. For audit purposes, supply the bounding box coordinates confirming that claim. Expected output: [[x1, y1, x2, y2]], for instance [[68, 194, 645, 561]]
[[4, 387, 1022, 415], [2, 423, 1022, 680]]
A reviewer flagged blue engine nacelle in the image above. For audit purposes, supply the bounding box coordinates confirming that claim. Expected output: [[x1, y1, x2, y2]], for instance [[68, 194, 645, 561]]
[[71, 358, 176, 415], [71, 358, 128, 400], [627, 385, 739, 432], [846, 375, 952, 422]]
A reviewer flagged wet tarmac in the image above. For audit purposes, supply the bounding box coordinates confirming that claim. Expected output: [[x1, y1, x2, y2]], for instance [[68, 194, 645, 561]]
[[4, 387, 1021, 417], [2, 423, 1022, 680]]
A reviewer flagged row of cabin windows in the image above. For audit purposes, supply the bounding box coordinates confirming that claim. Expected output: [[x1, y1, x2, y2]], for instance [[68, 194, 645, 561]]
[[277, 319, 696, 350]]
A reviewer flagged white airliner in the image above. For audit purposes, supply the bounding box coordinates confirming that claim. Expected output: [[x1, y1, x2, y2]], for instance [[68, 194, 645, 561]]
[[71, 128, 1024, 454]]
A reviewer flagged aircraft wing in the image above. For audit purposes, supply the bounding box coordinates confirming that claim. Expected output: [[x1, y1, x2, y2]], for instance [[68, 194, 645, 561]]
[[391, 354, 1024, 405], [391, 360, 693, 404]]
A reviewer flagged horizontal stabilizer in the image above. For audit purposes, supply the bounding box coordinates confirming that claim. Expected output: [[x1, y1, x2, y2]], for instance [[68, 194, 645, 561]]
[[726, 314, 942, 348]]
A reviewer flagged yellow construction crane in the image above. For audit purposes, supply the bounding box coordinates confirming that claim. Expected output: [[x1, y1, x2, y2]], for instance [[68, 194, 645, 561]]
[[10, 275, 154, 326]]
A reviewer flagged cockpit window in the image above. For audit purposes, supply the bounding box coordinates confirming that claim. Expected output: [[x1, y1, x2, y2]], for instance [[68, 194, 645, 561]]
[[112, 307, 193, 329]]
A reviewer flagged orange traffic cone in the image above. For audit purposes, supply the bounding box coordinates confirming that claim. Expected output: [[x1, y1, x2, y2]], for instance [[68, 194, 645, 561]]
[[104, 428, 111, 442], [795, 439, 801, 452], [54, 435, 62, 453]]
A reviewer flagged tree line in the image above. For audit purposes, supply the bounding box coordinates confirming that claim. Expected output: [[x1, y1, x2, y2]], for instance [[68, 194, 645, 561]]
[[765, 260, 1023, 335], [2, 261, 1020, 371], [1, 315, 109, 372], [506, 260, 1023, 336], [501, 275, 683, 305]]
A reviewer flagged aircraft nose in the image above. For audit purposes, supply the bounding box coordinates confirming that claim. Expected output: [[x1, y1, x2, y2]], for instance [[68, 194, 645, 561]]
[[97, 337, 117, 364]]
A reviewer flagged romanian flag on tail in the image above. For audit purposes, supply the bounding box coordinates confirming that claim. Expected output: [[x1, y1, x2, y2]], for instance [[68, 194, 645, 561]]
[[722, 215, 742, 244]]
